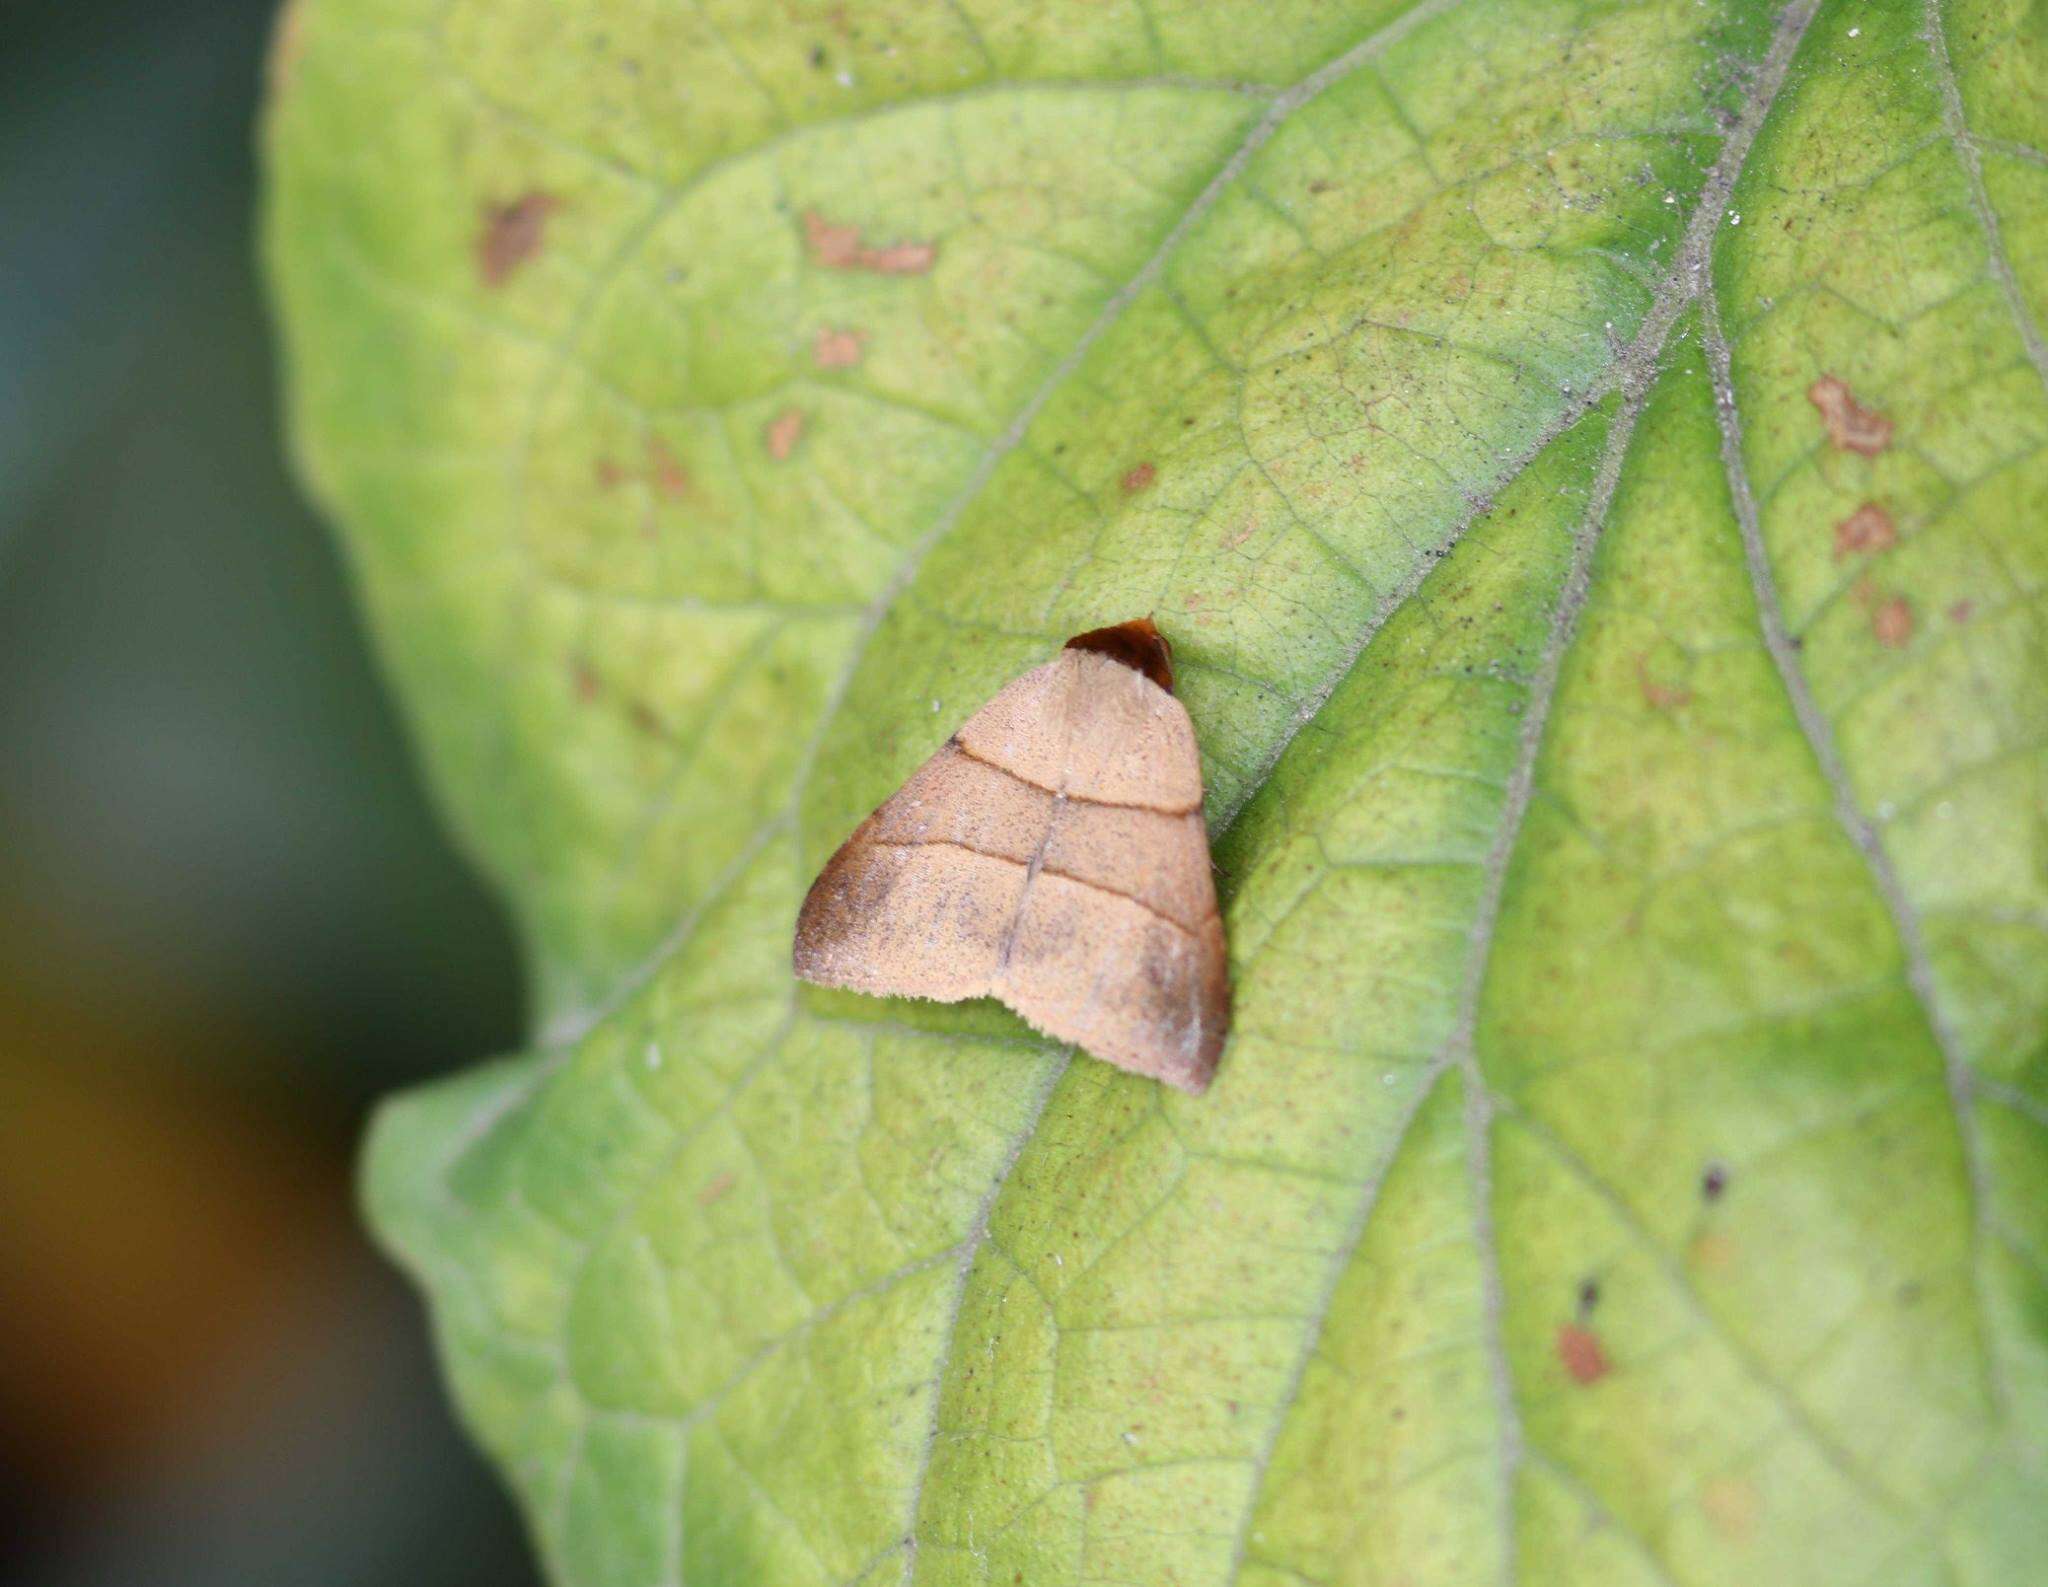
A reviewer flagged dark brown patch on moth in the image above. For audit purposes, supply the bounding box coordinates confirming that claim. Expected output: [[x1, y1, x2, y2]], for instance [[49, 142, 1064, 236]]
[[802, 211, 936, 275], [1807, 375, 1892, 456], [1120, 461, 1157, 494], [477, 192, 560, 288], [1833, 501, 1895, 559], [791, 812, 901, 986], [1065, 617, 1175, 694], [1556, 1322, 1610, 1385]]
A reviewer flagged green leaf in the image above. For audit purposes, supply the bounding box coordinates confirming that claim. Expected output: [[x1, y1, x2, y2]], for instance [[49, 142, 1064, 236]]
[[265, 0, 2048, 1579]]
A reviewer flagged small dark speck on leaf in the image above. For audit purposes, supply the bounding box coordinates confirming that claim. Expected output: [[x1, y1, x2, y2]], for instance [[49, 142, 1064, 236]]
[[1702, 1162, 1728, 1201], [765, 407, 805, 461], [1702, 1476, 1760, 1541], [812, 325, 866, 368], [648, 437, 691, 497], [1578, 1277, 1600, 1315], [570, 660, 600, 703], [696, 1169, 737, 1206], [477, 192, 560, 288], [1871, 595, 1914, 648], [1635, 654, 1690, 711], [1556, 1322, 1610, 1385], [1120, 461, 1157, 494], [1949, 599, 1974, 625]]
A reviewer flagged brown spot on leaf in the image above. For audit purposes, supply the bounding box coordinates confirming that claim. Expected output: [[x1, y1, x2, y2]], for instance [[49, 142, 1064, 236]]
[[696, 1170, 737, 1206], [594, 457, 625, 490], [802, 212, 861, 266], [570, 660, 601, 703], [1700, 1476, 1760, 1542], [864, 239, 939, 274], [1120, 461, 1157, 495], [477, 192, 560, 288], [1702, 1162, 1728, 1201], [1949, 599, 1974, 625], [1872, 594, 1914, 648], [647, 437, 691, 498], [1832, 501, 1895, 560], [765, 408, 805, 461], [1556, 1322, 1610, 1385], [1807, 375, 1892, 456], [1636, 654, 1691, 711], [802, 210, 936, 274], [812, 326, 867, 369], [628, 700, 665, 737]]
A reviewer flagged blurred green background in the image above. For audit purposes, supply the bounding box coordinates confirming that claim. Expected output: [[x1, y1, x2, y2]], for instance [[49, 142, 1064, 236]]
[[2, 3, 541, 1581]]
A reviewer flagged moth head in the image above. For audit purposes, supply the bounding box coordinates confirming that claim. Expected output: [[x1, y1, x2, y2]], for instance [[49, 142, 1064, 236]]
[[1062, 616, 1174, 693]]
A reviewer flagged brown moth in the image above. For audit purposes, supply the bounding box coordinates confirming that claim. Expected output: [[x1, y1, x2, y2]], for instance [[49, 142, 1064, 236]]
[[792, 619, 1230, 1093]]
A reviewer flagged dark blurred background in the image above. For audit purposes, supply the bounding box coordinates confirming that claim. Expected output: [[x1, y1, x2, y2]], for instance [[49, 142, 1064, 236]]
[[2, 3, 541, 1582]]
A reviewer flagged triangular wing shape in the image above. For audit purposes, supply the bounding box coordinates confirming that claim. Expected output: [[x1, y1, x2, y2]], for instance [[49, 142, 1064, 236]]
[[793, 633, 1229, 1093]]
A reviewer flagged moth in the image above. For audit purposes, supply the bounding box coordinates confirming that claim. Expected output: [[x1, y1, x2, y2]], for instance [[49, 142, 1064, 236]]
[[792, 619, 1230, 1093]]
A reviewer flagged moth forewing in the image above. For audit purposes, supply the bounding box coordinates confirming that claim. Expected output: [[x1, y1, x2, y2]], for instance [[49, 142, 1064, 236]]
[[792, 620, 1230, 1093]]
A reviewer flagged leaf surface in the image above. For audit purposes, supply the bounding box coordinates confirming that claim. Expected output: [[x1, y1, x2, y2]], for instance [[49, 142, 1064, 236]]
[[264, 0, 2048, 1580]]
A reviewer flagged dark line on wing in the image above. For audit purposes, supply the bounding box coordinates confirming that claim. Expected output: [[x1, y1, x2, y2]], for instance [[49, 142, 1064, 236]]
[[868, 835, 1210, 938], [947, 739, 1203, 816]]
